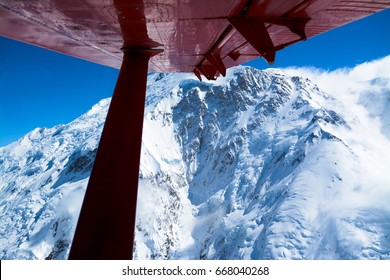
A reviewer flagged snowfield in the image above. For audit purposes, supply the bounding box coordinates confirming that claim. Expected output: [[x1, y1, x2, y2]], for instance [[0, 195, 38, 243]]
[[1, 56, 390, 259]]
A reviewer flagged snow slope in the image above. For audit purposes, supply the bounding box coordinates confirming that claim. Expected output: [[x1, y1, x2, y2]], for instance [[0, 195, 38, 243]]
[[1, 58, 390, 259]]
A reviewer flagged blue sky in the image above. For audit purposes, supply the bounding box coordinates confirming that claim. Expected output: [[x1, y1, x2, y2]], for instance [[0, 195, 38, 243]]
[[0, 8, 389, 147]]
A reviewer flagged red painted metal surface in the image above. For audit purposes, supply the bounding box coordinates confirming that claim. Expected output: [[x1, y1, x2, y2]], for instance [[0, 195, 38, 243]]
[[1, 0, 389, 75], [68, 48, 159, 260]]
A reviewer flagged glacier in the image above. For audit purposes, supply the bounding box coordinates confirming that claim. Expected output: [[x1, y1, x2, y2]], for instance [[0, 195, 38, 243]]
[[1, 60, 390, 260]]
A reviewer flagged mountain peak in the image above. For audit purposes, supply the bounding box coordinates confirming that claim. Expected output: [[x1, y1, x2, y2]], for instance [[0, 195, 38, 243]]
[[1, 65, 390, 260]]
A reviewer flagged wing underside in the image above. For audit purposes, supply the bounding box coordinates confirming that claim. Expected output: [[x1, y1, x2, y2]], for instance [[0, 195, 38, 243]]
[[1, 0, 389, 79]]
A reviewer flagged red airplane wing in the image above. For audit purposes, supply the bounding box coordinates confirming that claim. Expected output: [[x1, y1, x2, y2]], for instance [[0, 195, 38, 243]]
[[1, 0, 389, 78]]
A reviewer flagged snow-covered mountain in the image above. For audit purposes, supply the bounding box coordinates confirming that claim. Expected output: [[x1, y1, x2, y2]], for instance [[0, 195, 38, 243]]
[[1, 61, 390, 260]]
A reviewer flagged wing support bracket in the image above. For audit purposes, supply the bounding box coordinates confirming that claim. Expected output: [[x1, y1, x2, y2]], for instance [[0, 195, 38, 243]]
[[229, 14, 276, 65], [229, 13, 309, 65], [253, 16, 309, 40], [204, 50, 226, 77], [196, 64, 219, 80], [193, 7, 310, 81]]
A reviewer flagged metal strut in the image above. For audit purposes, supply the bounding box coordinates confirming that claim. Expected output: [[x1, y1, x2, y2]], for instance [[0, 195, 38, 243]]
[[68, 48, 160, 260], [192, 0, 310, 81]]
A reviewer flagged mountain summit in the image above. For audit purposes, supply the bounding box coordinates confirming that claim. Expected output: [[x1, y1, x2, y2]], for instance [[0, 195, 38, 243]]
[[1, 65, 390, 260]]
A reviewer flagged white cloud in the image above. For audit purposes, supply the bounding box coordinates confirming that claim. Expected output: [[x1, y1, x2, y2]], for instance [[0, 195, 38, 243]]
[[282, 55, 390, 97], [282, 56, 390, 214], [282, 55, 390, 134]]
